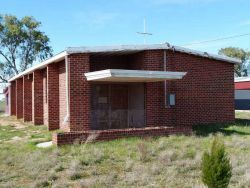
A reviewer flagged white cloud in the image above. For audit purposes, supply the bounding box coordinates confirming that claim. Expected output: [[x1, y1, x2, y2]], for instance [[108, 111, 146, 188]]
[[73, 11, 119, 27], [182, 37, 246, 54], [183, 41, 227, 53], [142, 0, 218, 5], [239, 19, 250, 26]]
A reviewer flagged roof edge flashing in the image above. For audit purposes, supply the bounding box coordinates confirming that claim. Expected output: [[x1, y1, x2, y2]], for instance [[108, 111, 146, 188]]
[[8, 51, 67, 82], [66, 44, 241, 64]]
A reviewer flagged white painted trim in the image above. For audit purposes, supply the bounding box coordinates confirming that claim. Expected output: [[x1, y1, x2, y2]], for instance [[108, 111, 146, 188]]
[[84, 69, 187, 82], [235, 76, 250, 83], [8, 51, 67, 82], [64, 55, 69, 124]]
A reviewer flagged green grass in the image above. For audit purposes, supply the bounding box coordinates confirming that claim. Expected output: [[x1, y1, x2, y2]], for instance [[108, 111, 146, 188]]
[[0, 112, 250, 187]]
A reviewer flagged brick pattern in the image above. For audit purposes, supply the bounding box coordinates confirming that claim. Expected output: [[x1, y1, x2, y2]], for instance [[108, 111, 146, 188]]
[[10, 49, 235, 145], [52, 126, 192, 146], [47, 63, 60, 130], [166, 50, 235, 125], [68, 54, 91, 131], [16, 78, 23, 119], [58, 61, 69, 131], [32, 70, 44, 125], [10, 82, 16, 116], [129, 51, 174, 127], [23, 75, 33, 122], [129, 50, 234, 127]]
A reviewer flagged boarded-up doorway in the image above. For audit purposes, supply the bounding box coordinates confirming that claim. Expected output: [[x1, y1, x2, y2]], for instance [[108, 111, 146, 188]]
[[91, 84, 145, 130]]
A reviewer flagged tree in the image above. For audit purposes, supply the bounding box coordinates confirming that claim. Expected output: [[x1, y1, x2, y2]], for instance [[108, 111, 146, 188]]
[[218, 47, 250, 77], [0, 14, 52, 83], [201, 137, 232, 188]]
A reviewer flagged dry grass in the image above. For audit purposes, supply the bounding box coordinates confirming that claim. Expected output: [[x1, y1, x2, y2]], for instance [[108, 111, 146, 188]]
[[0, 112, 250, 187]]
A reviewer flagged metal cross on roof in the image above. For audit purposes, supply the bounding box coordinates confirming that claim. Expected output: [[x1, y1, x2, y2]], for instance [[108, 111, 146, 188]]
[[137, 19, 153, 44]]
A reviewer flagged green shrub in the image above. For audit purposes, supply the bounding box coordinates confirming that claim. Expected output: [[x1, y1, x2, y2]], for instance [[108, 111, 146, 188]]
[[201, 137, 232, 188]]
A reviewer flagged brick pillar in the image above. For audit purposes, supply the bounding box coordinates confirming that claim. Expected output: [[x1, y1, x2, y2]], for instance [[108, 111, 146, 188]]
[[10, 81, 16, 116], [68, 54, 90, 131], [23, 74, 33, 122], [32, 70, 44, 125], [47, 64, 59, 130], [16, 78, 23, 119]]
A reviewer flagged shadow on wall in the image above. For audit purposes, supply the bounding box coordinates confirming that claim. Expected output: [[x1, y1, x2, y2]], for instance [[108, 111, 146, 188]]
[[193, 119, 250, 137]]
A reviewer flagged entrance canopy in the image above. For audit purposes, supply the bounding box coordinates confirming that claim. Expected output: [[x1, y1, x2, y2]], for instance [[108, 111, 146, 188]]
[[84, 69, 187, 82]]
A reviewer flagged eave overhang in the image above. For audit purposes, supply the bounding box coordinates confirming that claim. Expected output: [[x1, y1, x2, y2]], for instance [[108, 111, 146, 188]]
[[84, 69, 187, 82]]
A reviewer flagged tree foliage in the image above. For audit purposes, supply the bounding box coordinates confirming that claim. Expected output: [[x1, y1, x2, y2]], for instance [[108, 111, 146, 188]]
[[218, 47, 250, 77], [0, 14, 52, 82], [201, 137, 232, 188]]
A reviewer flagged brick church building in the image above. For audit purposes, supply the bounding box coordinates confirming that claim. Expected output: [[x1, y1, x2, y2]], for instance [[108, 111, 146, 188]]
[[7, 44, 240, 145]]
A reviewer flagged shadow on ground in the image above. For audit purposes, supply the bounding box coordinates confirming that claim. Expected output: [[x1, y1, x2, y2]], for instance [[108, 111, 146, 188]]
[[193, 119, 250, 136]]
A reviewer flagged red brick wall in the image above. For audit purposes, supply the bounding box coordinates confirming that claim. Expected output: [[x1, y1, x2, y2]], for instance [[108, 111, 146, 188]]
[[166, 50, 235, 125], [16, 78, 23, 119], [10, 82, 16, 116], [129, 51, 174, 127], [128, 50, 234, 127], [68, 53, 90, 131], [47, 63, 60, 130], [53, 126, 192, 146], [10, 49, 235, 139], [59, 60, 69, 131], [32, 69, 44, 125], [23, 75, 33, 122]]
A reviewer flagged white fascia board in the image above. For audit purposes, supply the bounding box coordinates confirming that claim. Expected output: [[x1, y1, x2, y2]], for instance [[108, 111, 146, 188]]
[[235, 76, 250, 83], [84, 69, 187, 82], [66, 43, 241, 64], [8, 51, 67, 82]]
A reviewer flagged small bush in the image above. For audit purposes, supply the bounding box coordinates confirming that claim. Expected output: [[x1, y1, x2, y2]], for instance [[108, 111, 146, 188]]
[[69, 172, 82, 180], [137, 142, 150, 162], [67, 160, 82, 180], [201, 137, 232, 188]]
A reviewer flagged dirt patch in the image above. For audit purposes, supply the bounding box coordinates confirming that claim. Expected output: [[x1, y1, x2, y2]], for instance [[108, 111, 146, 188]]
[[0, 115, 26, 129], [5, 135, 30, 143]]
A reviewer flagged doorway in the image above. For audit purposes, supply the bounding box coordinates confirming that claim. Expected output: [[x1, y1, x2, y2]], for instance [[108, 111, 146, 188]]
[[91, 83, 145, 130]]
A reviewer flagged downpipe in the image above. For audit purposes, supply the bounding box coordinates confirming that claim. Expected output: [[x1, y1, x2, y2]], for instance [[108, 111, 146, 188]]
[[63, 54, 69, 125]]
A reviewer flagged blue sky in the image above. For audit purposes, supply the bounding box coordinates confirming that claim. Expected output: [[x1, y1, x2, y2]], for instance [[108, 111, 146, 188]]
[[0, 0, 250, 54]]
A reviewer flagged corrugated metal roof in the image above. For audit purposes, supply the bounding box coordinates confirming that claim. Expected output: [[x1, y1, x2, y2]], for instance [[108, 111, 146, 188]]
[[8, 43, 241, 82], [66, 43, 241, 64]]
